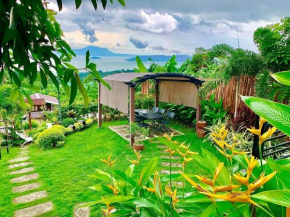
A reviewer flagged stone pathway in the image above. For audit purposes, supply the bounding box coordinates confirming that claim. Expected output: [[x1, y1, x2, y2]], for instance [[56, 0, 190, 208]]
[[74, 203, 90, 217], [7, 146, 54, 217]]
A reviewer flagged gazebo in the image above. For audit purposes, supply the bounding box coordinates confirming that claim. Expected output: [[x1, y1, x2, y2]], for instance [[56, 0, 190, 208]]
[[97, 73, 204, 145]]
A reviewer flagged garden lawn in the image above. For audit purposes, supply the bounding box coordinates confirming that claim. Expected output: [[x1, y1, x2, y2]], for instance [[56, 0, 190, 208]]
[[0, 121, 222, 216]]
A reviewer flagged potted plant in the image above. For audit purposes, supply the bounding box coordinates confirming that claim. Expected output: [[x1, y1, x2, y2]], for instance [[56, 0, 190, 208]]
[[197, 113, 207, 138], [129, 123, 149, 151]]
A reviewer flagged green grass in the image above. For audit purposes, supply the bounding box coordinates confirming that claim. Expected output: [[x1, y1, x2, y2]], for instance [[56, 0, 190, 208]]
[[0, 121, 222, 216]]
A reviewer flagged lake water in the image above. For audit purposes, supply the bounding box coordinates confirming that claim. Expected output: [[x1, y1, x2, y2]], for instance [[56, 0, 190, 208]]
[[70, 56, 184, 72]]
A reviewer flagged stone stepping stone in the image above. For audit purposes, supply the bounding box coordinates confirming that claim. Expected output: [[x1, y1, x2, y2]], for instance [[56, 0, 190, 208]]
[[161, 162, 182, 168], [9, 156, 30, 163], [157, 145, 167, 149], [10, 167, 35, 175], [161, 170, 179, 175], [10, 173, 39, 183], [74, 203, 90, 217], [12, 182, 40, 193], [160, 155, 180, 160], [14, 190, 47, 204], [14, 201, 54, 217], [8, 161, 32, 169]]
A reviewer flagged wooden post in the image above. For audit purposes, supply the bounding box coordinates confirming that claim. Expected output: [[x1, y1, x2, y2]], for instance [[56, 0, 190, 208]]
[[196, 90, 201, 131], [29, 112, 32, 130], [98, 82, 102, 128], [129, 86, 135, 146], [155, 81, 159, 107]]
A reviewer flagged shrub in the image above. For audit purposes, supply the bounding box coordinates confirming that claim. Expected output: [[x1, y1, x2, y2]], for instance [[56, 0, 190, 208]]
[[85, 118, 93, 125], [36, 128, 65, 149], [62, 118, 75, 127], [74, 122, 84, 131], [23, 120, 39, 130], [65, 127, 74, 135], [56, 141, 65, 148], [51, 125, 66, 134]]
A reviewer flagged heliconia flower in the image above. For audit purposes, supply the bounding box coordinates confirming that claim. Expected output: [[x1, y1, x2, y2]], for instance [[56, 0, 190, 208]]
[[180, 172, 210, 193], [101, 154, 117, 167], [182, 157, 193, 168], [165, 186, 174, 197], [165, 148, 175, 156], [216, 147, 232, 160], [259, 127, 277, 145], [164, 133, 173, 141], [201, 192, 258, 206], [260, 118, 267, 125], [213, 138, 225, 149], [179, 142, 190, 150], [221, 129, 228, 140], [223, 141, 233, 150], [172, 189, 179, 207], [233, 173, 249, 186], [107, 184, 118, 195], [213, 163, 224, 183], [213, 184, 241, 193], [186, 150, 198, 156], [246, 156, 258, 172], [232, 150, 248, 155], [101, 199, 115, 217], [247, 127, 260, 136], [249, 171, 277, 192], [195, 175, 214, 186], [128, 159, 139, 165], [177, 149, 186, 158], [143, 186, 155, 193]]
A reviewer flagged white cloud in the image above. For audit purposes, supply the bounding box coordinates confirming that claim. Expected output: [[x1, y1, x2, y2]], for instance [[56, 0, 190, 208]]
[[126, 10, 179, 34]]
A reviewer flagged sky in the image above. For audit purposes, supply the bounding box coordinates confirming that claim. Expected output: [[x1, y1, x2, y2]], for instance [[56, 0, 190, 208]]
[[49, 0, 289, 55]]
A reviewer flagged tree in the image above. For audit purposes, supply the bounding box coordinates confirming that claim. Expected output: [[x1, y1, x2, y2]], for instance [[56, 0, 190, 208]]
[[254, 17, 290, 72], [0, 0, 124, 108]]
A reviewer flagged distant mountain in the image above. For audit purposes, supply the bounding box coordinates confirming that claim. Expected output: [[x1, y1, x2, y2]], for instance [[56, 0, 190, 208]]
[[91, 56, 101, 59], [125, 55, 191, 62], [73, 46, 130, 57], [73, 46, 190, 62]]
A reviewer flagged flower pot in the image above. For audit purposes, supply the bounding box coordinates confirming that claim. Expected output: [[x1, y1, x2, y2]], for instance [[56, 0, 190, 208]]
[[133, 144, 144, 151], [197, 129, 206, 138], [197, 121, 207, 130]]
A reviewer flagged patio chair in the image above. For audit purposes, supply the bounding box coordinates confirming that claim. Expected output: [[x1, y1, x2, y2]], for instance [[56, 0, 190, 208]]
[[158, 108, 165, 115], [151, 107, 159, 113], [160, 111, 175, 132], [135, 112, 150, 129]]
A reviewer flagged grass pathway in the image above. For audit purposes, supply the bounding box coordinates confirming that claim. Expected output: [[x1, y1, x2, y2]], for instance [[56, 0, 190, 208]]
[[7, 146, 54, 217]]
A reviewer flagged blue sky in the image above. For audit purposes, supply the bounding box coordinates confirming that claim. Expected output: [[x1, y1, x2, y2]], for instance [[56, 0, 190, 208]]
[[50, 0, 289, 55]]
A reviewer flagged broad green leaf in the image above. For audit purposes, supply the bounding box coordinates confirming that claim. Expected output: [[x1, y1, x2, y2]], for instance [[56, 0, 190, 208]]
[[201, 202, 236, 217], [112, 170, 137, 188], [139, 157, 158, 187], [89, 183, 113, 194], [101, 0, 107, 9], [87, 63, 111, 90], [40, 69, 47, 88], [21, 89, 33, 106], [9, 7, 15, 29], [59, 79, 71, 98], [179, 193, 212, 203], [85, 50, 90, 66], [9, 70, 21, 87], [252, 190, 290, 207], [75, 73, 89, 107], [242, 96, 290, 136], [91, 0, 97, 10], [86, 196, 134, 207], [125, 164, 135, 177], [0, 68, 4, 84], [10, 89, 19, 101], [69, 74, 77, 105], [129, 198, 161, 212], [271, 70, 290, 86], [118, 0, 125, 6], [56, 0, 63, 11], [64, 69, 74, 83], [18, 92, 26, 109], [136, 56, 147, 72], [75, 0, 82, 9], [58, 40, 76, 57]]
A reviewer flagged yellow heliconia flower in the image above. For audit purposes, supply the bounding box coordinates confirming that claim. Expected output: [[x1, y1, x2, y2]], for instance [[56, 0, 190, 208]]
[[213, 163, 224, 183], [186, 150, 198, 156], [213, 184, 241, 193], [165, 148, 176, 156], [165, 187, 178, 207], [182, 157, 193, 168], [179, 142, 190, 150], [195, 175, 214, 186], [259, 127, 277, 145], [107, 184, 118, 195], [232, 150, 248, 155], [143, 186, 155, 193], [128, 150, 142, 165], [221, 129, 228, 140], [101, 154, 117, 167], [128, 159, 140, 165], [101, 196, 115, 216], [201, 191, 258, 206], [249, 171, 277, 192], [213, 138, 225, 149], [233, 173, 249, 186], [216, 147, 232, 160], [164, 133, 174, 141], [177, 149, 186, 158], [180, 172, 210, 193], [247, 127, 260, 136], [165, 186, 174, 197], [246, 156, 258, 172]]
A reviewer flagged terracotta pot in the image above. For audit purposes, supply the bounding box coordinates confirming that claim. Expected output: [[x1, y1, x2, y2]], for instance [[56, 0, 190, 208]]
[[133, 144, 144, 151], [197, 129, 206, 138], [197, 121, 207, 130]]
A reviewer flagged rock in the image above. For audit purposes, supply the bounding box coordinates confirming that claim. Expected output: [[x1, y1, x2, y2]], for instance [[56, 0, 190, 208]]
[[14, 202, 54, 217]]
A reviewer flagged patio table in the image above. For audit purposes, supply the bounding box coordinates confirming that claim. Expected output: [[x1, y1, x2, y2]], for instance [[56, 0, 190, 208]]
[[135, 110, 166, 132]]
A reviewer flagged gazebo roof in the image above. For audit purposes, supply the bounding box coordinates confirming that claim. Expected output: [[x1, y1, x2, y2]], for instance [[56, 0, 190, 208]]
[[101, 72, 204, 87]]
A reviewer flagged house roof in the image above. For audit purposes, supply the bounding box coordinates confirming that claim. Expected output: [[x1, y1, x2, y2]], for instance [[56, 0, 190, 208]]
[[30, 93, 58, 105]]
